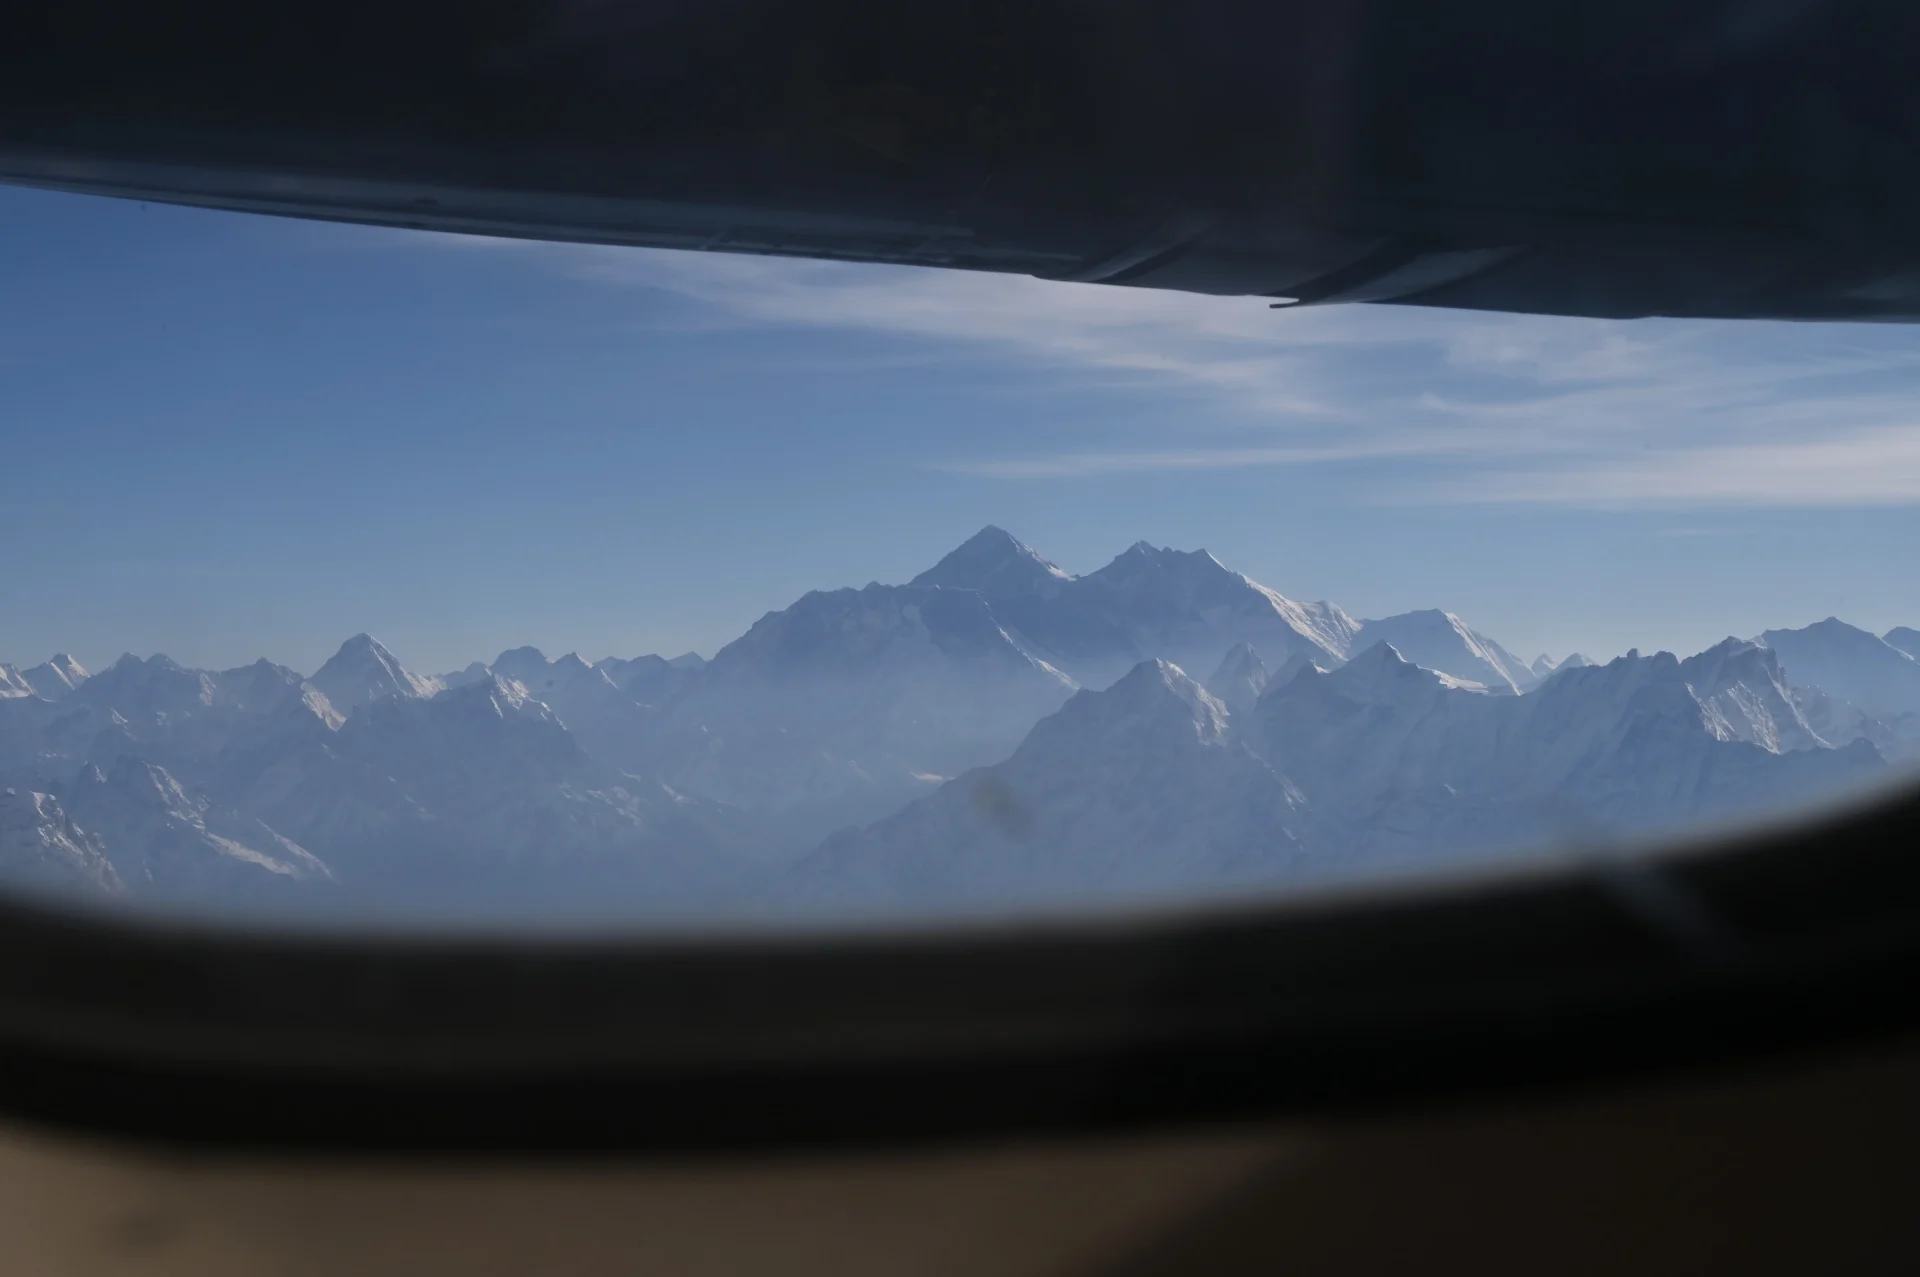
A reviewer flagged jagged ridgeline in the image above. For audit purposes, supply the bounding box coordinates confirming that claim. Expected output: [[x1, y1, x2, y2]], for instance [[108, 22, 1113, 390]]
[[3, 529, 1915, 921]]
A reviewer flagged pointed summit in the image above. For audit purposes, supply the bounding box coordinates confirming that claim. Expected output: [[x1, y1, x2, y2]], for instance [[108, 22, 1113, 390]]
[[1071, 658, 1233, 745], [1344, 638, 1414, 674], [19, 653, 89, 701], [806, 653, 1302, 910], [309, 634, 440, 714], [934, 535, 1358, 686], [491, 646, 553, 688], [1109, 656, 1208, 704], [1350, 609, 1532, 694], [909, 526, 1073, 599], [1761, 618, 1920, 717], [1322, 640, 1489, 701], [1206, 643, 1269, 712], [1267, 650, 1332, 690], [1676, 638, 1826, 753]]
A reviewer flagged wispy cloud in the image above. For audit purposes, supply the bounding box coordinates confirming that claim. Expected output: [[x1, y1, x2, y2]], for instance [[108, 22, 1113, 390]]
[[924, 425, 1583, 479], [397, 232, 1920, 508], [1424, 425, 1920, 508], [934, 446, 1377, 479]]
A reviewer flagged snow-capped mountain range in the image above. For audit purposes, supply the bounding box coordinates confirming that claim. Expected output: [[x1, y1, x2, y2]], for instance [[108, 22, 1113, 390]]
[[1, 528, 1914, 920]]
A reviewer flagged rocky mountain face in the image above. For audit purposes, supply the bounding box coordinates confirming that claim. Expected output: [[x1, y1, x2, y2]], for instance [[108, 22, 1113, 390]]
[[67, 757, 329, 905], [0, 785, 121, 897], [805, 660, 1315, 914]]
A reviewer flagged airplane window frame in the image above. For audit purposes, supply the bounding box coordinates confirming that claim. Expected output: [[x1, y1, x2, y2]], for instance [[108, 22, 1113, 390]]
[[4, 0, 1919, 1155]]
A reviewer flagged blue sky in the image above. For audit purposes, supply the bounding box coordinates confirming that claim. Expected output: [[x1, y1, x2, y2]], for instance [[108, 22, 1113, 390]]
[[2, 182, 1917, 677]]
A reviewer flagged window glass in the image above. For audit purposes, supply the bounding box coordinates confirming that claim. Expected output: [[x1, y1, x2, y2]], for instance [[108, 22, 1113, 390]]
[[2, 185, 1914, 926]]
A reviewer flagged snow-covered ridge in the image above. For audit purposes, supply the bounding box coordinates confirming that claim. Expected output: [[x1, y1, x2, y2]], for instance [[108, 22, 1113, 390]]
[[2, 529, 1913, 919]]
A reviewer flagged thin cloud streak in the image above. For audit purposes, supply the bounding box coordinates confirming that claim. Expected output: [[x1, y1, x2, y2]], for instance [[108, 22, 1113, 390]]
[[1418, 426, 1920, 508], [399, 232, 1920, 508], [926, 426, 1590, 478], [932, 446, 1391, 479]]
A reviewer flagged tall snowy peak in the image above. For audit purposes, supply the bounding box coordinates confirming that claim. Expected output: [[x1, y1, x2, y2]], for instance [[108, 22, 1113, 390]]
[[1351, 610, 1535, 694], [0, 666, 32, 699], [1759, 619, 1920, 718], [309, 633, 442, 714], [934, 534, 1355, 687], [908, 525, 1074, 599], [900, 530, 1362, 688], [1677, 638, 1825, 752]]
